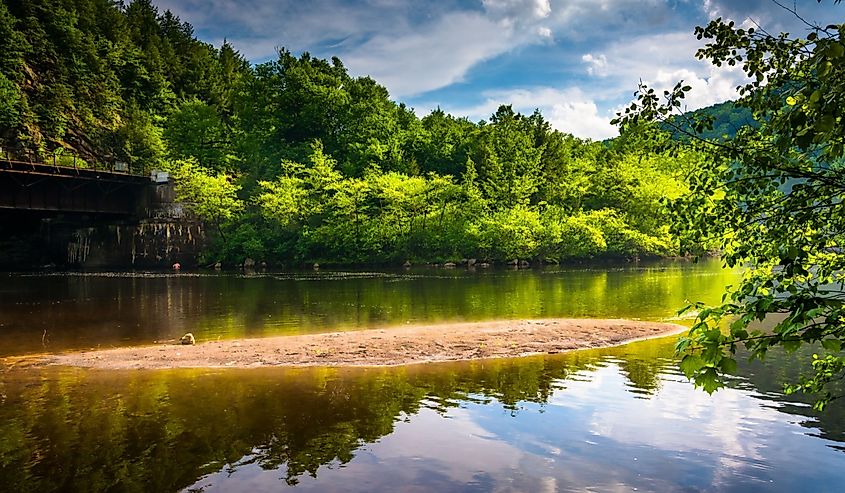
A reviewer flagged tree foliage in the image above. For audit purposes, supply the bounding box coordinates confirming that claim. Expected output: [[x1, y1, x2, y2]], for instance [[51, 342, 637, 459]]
[[614, 3, 845, 408]]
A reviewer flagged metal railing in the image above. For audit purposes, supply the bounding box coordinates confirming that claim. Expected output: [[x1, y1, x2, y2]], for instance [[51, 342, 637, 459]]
[[0, 146, 143, 176]]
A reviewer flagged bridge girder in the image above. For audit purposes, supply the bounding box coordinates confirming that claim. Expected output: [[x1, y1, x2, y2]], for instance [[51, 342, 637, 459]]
[[0, 161, 150, 217]]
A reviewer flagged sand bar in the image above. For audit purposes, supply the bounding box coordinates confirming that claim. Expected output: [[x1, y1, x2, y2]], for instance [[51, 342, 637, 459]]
[[14, 318, 688, 370]]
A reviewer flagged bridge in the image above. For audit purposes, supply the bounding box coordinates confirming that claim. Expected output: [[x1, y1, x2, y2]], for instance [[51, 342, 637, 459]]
[[0, 160, 153, 217], [0, 160, 204, 270]]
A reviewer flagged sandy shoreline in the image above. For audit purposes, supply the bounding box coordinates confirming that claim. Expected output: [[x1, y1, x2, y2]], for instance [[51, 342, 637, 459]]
[[20, 318, 687, 370]]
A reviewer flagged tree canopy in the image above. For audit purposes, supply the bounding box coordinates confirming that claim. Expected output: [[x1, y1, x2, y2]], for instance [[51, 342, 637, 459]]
[[614, 3, 845, 408]]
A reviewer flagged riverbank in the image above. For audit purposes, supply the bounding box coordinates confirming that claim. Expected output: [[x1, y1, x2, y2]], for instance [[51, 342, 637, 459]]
[[19, 319, 687, 370]]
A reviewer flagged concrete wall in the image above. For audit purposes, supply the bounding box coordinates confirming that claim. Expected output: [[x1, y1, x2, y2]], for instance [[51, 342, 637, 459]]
[[64, 221, 206, 269], [0, 179, 208, 270], [62, 180, 206, 269]]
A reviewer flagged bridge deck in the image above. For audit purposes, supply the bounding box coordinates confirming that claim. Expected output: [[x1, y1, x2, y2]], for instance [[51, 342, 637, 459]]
[[0, 160, 151, 216]]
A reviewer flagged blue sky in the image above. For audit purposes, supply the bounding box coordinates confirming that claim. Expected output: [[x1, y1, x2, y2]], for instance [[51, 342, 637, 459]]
[[156, 0, 842, 140]]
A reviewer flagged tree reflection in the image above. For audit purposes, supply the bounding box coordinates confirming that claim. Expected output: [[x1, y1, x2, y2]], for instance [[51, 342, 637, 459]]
[[0, 341, 671, 491], [3, 333, 843, 492]]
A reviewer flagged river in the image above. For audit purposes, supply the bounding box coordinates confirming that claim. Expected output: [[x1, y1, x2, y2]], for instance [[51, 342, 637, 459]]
[[1, 260, 843, 492]]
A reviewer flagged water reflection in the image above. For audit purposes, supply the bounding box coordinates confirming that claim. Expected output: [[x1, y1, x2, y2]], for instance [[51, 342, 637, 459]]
[[0, 260, 736, 356], [1, 337, 843, 492]]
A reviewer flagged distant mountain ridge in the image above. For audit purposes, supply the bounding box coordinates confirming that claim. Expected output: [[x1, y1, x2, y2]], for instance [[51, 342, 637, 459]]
[[664, 100, 757, 141]]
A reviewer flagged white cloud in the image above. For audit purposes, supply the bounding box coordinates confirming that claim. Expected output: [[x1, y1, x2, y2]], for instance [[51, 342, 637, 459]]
[[581, 53, 608, 76], [648, 65, 746, 111], [156, 0, 421, 60], [483, 0, 553, 22], [429, 27, 750, 140], [440, 87, 619, 141], [342, 12, 515, 97], [581, 31, 749, 113]]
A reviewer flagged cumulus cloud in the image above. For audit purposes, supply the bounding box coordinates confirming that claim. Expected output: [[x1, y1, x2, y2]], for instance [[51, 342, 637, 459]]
[[440, 87, 618, 141], [483, 0, 553, 22], [343, 12, 514, 97], [581, 53, 608, 76], [580, 30, 750, 112]]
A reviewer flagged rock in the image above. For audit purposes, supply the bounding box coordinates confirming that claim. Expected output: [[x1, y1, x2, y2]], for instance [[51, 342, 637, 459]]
[[478, 262, 491, 268], [260, 261, 267, 270], [313, 262, 320, 270], [403, 260, 412, 268], [519, 260, 530, 268], [467, 258, 477, 267], [459, 258, 468, 265], [444, 262, 456, 268], [180, 333, 195, 345], [507, 259, 519, 266], [243, 257, 255, 269], [214, 261, 222, 270]]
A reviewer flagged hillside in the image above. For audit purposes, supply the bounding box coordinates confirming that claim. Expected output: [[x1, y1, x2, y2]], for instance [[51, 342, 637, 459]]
[[663, 100, 757, 141]]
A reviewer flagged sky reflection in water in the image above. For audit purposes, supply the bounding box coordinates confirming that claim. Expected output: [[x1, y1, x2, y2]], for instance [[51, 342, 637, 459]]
[[172, 343, 844, 493]]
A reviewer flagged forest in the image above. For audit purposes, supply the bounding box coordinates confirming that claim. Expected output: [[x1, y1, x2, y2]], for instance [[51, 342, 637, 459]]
[[0, 0, 715, 266]]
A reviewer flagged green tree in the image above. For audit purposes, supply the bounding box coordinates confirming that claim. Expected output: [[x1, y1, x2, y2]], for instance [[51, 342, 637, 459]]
[[474, 105, 544, 209], [614, 5, 845, 408], [169, 159, 244, 243], [164, 98, 230, 170]]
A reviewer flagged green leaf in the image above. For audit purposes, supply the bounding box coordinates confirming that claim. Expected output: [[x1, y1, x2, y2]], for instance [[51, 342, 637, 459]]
[[680, 354, 705, 378], [719, 357, 738, 374], [697, 367, 723, 394]]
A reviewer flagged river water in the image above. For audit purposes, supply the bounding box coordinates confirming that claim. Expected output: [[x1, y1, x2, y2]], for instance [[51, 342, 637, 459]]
[[1, 260, 844, 492]]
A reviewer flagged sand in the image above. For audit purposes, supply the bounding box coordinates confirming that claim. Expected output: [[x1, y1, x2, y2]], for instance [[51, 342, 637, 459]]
[[20, 318, 687, 370]]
